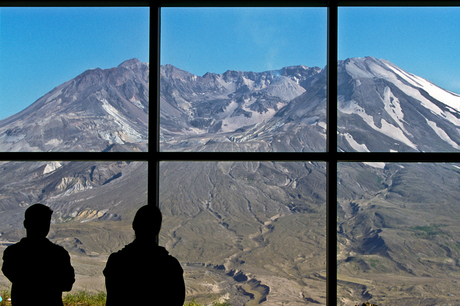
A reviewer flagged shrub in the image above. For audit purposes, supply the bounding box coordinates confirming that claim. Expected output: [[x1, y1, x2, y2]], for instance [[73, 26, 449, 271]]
[[0, 291, 11, 306], [62, 290, 107, 306]]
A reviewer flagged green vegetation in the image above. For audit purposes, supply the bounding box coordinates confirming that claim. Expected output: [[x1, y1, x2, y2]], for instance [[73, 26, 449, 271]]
[[184, 299, 231, 306], [1, 290, 232, 306], [369, 258, 379, 268], [409, 224, 447, 238], [0, 290, 107, 306], [63, 290, 107, 306], [0, 291, 10, 306]]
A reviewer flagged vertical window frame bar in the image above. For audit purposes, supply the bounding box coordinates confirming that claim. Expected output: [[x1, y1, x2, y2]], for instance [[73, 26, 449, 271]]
[[327, 3, 338, 305]]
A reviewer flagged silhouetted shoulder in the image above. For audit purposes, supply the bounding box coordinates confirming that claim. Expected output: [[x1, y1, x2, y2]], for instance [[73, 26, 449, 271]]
[[4, 238, 69, 257], [103, 242, 184, 306], [104, 241, 182, 274]]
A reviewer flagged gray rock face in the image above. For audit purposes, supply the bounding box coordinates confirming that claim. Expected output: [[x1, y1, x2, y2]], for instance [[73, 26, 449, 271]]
[[0, 58, 149, 152], [3, 57, 460, 304], [160, 64, 325, 151], [0, 59, 149, 233], [162, 57, 460, 153], [338, 56, 460, 152]]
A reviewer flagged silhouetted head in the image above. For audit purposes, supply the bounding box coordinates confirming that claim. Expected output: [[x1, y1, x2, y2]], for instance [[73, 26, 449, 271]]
[[132, 205, 162, 241], [23, 203, 53, 239]]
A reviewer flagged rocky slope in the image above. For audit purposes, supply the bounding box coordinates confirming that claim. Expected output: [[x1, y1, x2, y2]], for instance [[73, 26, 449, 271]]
[[2, 57, 460, 305], [0, 58, 149, 152], [159, 58, 460, 305], [161, 57, 460, 153], [0, 60, 149, 296]]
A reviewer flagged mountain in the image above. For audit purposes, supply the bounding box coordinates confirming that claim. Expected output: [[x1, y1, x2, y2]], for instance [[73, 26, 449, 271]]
[[159, 59, 460, 305], [0, 58, 149, 152], [0, 60, 149, 293], [161, 57, 460, 153], [160, 64, 326, 151], [2, 57, 460, 305], [0, 58, 150, 231], [338, 56, 460, 152]]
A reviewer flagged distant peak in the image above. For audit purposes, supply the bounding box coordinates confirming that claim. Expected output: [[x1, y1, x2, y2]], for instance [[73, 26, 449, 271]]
[[118, 58, 146, 69]]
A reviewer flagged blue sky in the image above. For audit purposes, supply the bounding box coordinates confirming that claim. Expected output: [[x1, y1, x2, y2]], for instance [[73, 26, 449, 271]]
[[0, 7, 149, 120], [162, 7, 460, 95], [339, 7, 460, 94], [161, 7, 327, 76]]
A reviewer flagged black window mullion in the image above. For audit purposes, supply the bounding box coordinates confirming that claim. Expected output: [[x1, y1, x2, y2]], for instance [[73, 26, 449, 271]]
[[327, 3, 338, 306], [337, 152, 460, 163], [0, 152, 149, 162]]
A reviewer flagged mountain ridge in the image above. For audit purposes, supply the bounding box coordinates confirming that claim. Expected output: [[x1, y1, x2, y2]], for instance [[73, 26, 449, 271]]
[[0, 58, 149, 152], [161, 57, 460, 152], [2, 57, 460, 305]]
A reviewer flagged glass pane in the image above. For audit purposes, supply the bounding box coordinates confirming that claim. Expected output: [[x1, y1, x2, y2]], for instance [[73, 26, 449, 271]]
[[338, 7, 460, 152], [0, 161, 148, 295], [160, 161, 326, 304], [160, 7, 327, 152], [0, 7, 150, 152], [338, 162, 460, 305]]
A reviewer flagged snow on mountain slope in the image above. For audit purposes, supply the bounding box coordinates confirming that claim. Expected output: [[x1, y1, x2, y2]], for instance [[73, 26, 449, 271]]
[[383, 59, 460, 111], [161, 58, 460, 152], [160, 64, 321, 141], [345, 57, 460, 125], [338, 57, 460, 152]]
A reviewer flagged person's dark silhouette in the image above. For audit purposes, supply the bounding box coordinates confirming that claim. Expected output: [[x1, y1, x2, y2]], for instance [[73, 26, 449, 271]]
[[1, 203, 75, 306], [103, 205, 185, 306]]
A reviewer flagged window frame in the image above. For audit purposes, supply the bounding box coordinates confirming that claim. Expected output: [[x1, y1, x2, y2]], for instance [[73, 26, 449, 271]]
[[4, 2, 451, 305], [3, 2, 450, 305], [0, 2, 448, 305], [3, 2, 457, 305], [155, 1, 460, 304]]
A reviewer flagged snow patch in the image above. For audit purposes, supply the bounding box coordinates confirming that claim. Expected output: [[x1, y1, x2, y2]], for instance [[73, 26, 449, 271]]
[[44, 162, 63, 174], [363, 162, 386, 169], [340, 99, 418, 150], [382, 86, 410, 135], [425, 118, 460, 150], [384, 60, 460, 113], [318, 121, 327, 130], [364, 59, 460, 127], [342, 133, 369, 152], [45, 139, 63, 146]]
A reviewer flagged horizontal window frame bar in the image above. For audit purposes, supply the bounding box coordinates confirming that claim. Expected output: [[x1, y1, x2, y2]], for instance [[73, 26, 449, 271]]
[[336, 0, 460, 6], [158, 1, 329, 7], [158, 1, 459, 7], [154, 152, 460, 162], [336, 152, 460, 163], [0, 151, 457, 163], [0, 152, 150, 162]]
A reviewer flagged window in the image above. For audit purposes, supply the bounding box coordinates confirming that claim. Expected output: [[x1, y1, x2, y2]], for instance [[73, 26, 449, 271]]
[[336, 5, 460, 305], [159, 161, 326, 304], [158, 2, 460, 305], [158, 5, 330, 305], [0, 6, 150, 297], [159, 7, 327, 152]]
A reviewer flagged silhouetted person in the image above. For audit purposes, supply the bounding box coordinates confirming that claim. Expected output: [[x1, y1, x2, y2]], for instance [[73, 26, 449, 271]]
[[1, 203, 75, 306], [103, 205, 185, 306]]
